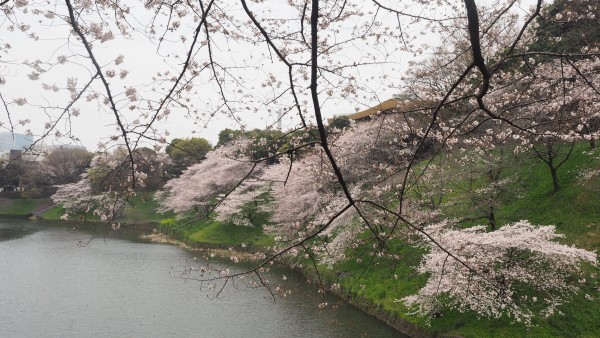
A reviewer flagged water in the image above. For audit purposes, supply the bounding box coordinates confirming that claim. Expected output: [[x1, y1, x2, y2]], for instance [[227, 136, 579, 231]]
[[0, 220, 403, 337]]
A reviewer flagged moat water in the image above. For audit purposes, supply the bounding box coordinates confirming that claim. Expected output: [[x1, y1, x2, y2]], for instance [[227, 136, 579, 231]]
[[0, 219, 403, 337]]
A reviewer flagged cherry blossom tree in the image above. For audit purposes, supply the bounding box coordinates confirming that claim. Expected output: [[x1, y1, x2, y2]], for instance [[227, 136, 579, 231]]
[[487, 56, 600, 192], [578, 150, 600, 195], [4, 0, 600, 327], [156, 140, 266, 221], [52, 173, 128, 226], [403, 220, 597, 325], [52, 148, 156, 225]]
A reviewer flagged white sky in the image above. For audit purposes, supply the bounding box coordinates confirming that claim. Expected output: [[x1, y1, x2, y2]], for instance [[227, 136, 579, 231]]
[[0, 0, 539, 151]]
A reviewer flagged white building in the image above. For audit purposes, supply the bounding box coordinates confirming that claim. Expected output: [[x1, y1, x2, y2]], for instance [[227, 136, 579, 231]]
[[0, 132, 86, 163]]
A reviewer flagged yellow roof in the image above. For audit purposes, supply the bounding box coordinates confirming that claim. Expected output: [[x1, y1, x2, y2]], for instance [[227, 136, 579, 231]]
[[346, 99, 402, 120], [328, 98, 425, 125]]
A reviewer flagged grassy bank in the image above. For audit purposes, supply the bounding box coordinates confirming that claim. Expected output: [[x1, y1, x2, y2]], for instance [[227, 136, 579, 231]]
[[0, 198, 53, 217], [321, 144, 600, 337], [3, 144, 599, 337], [158, 216, 273, 247]]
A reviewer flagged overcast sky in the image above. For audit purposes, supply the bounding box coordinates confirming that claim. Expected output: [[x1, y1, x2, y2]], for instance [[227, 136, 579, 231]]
[[0, 0, 538, 151]]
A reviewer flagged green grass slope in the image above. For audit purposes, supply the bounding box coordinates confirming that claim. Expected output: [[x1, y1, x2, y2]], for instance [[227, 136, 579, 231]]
[[0, 198, 52, 216], [326, 144, 600, 337], [6, 143, 597, 337]]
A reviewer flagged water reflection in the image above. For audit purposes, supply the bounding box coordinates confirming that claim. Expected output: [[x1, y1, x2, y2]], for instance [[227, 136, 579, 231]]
[[0, 226, 33, 241], [0, 219, 403, 338]]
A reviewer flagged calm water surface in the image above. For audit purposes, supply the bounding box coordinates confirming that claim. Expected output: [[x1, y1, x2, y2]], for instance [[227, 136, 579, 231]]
[[0, 220, 403, 337]]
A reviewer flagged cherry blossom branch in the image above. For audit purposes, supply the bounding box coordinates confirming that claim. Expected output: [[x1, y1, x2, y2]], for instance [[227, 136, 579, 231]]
[[346, 247, 378, 290], [463, 0, 541, 135], [0, 91, 14, 134], [300, 0, 309, 47], [253, 270, 276, 301], [134, 0, 215, 147], [354, 199, 498, 287], [300, 242, 325, 299], [565, 58, 600, 95], [240, 0, 307, 128], [180, 161, 260, 228], [398, 63, 475, 212], [464, 0, 490, 97], [64, 0, 136, 186], [309, 0, 350, 207], [306, 0, 392, 252], [371, 0, 460, 22], [491, 0, 542, 72], [26, 73, 99, 153], [225, 141, 320, 165], [195, 202, 354, 283], [283, 152, 294, 186], [499, 51, 600, 61], [201, 1, 244, 127]]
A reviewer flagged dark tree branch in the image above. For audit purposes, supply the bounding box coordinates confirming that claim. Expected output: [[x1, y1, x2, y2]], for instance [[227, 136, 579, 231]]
[[64, 0, 137, 186], [240, 0, 308, 128], [135, 0, 215, 147], [0, 91, 15, 134]]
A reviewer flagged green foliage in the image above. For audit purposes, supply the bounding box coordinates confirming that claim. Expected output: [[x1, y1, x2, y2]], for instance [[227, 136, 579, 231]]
[[276, 127, 320, 156], [335, 238, 428, 315], [217, 128, 243, 147], [423, 143, 600, 251], [245, 129, 285, 162], [530, 0, 600, 55], [86, 165, 112, 192], [327, 115, 351, 131], [188, 220, 270, 246], [498, 144, 600, 250], [166, 137, 212, 176], [40, 204, 102, 221], [0, 199, 35, 215], [43, 147, 94, 185], [217, 128, 285, 163], [0, 162, 24, 190]]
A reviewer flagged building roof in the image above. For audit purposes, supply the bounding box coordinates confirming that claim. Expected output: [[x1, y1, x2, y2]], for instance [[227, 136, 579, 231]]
[[328, 96, 425, 126], [345, 98, 403, 121]]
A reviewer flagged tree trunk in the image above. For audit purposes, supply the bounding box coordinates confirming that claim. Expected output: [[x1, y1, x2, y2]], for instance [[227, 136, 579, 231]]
[[488, 208, 496, 232], [550, 167, 560, 192]]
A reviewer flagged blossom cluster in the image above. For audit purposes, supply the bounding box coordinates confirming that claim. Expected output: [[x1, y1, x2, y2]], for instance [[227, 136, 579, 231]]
[[403, 221, 597, 325]]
